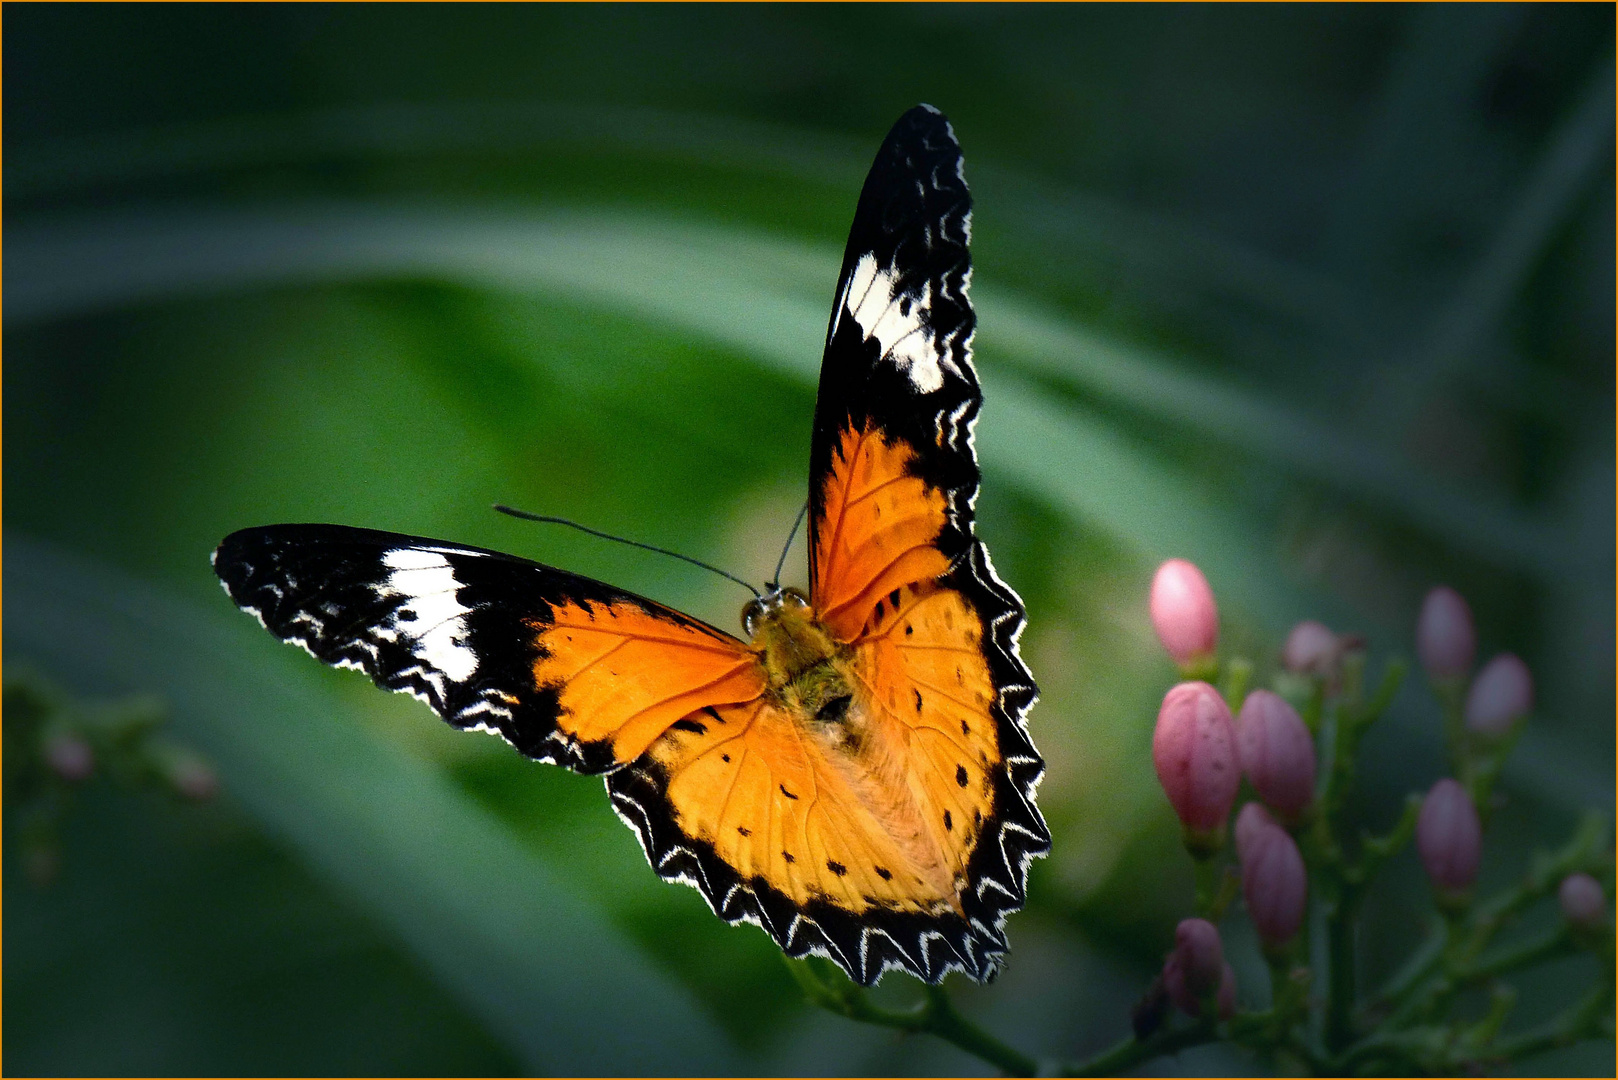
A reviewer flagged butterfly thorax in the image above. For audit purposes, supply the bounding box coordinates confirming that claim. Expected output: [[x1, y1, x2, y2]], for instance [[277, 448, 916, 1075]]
[[744, 588, 853, 717]]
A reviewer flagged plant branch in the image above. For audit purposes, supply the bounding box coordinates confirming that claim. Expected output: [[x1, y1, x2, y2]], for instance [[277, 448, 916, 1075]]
[[786, 960, 1039, 1077], [1325, 893, 1358, 1052], [1460, 927, 1574, 984], [1469, 980, 1612, 1069], [1059, 1022, 1217, 1077]]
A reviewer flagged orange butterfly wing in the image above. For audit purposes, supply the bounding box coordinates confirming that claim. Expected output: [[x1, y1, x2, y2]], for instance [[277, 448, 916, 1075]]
[[531, 599, 764, 766]]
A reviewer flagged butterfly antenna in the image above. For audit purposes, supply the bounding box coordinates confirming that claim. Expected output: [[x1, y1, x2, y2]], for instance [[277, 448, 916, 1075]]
[[494, 504, 761, 599], [769, 501, 810, 590]]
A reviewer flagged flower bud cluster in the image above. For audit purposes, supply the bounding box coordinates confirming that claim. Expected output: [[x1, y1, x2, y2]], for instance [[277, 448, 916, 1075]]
[[1130, 562, 1601, 1052], [1150, 564, 1317, 860], [10, 675, 223, 888], [1416, 585, 1534, 738]]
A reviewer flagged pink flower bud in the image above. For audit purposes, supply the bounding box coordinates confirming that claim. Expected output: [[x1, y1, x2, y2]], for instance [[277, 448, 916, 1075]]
[[1464, 654, 1532, 737], [1416, 779, 1482, 895], [1150, 559, 1218, 665], [44, 733, 94, 782], [1241, 821, 1307, 946], [1162, 922, 1236, 1019], [1282, 620, 1339, 676], [1416, 586, 1475, 680], [1235, 690, 1316, 818], [1558, 873, 1605, 929], [1234, 801, 1277, 864], [1173, 918, 1224, 997], [1153, 682, 1239, 835]]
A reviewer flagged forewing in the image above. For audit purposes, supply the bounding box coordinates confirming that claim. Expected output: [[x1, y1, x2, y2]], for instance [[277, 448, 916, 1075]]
[[214, 524, 766, 773], [809, 103, 979, 637]]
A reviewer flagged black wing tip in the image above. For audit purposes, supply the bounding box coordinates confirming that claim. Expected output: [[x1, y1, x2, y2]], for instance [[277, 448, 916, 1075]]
[[888, 104, 960, 149], [900, 102, 948, 127], [213, 523, 345, 569]]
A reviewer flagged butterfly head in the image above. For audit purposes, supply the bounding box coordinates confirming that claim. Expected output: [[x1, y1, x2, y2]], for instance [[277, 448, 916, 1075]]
[[741, 585, 811, 638], [742, 586, 842, 691]]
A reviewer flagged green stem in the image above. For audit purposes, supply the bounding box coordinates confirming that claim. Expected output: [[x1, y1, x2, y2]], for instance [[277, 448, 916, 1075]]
[[1325, 892, 1358, 1051], [1221, 656, 1253, 713], [1459, 926, 1573, 983], [1334, 1025, 1448, 1074], [1354, 796, 1422, 878], [1192, 855, 1226, 917], [1361, 659, 1406, 723], [1471, 980, 1612, 1068], [1433, 675, 1467, 779], [921, 985, 1039, 1077], [1462, 983, 1516, 1050], [1363, 917, 1447, 1020], [1060, 1022, 1218, 1077], [786, 960, 1039, 1077]]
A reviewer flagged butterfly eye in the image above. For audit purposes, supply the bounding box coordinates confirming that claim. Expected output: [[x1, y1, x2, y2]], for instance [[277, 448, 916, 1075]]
[[781, 588, 811, 612], [741, 598, 766, 637]]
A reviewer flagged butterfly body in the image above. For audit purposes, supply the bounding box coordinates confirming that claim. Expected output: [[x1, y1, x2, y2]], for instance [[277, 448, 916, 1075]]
[[215, 104, 1050, 986]]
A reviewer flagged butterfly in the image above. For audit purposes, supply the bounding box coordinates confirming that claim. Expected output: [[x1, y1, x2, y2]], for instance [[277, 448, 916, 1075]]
[[213, 104, 1049, 986]]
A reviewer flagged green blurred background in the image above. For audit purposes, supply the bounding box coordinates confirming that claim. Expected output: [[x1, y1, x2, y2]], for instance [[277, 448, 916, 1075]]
[[5, 4, 1613, 1075]]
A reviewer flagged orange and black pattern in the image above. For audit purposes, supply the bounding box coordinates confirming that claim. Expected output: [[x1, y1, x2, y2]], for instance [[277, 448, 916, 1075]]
[[213, 525, 762, 775]]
